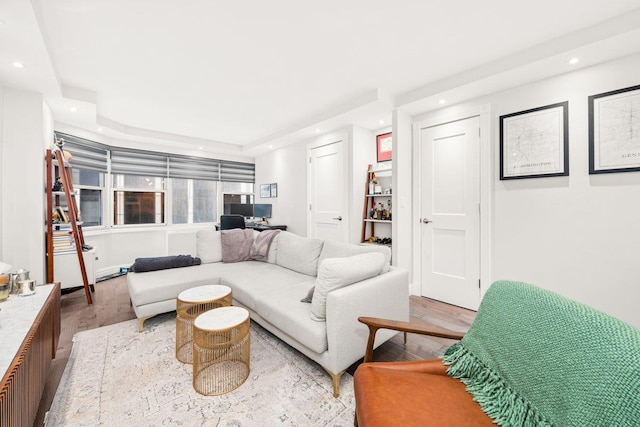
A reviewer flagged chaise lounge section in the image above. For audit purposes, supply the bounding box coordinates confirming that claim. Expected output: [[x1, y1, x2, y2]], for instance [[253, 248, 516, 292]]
[[127, 230, 409, 396]]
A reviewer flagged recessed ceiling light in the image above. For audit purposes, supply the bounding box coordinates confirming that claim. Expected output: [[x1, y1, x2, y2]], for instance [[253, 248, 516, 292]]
[[379, 119, 385, 125], [568, 57, 579, 65], [315, 129, 320, 133], [12, 61, 24, 68], [97, 127, 103, 132], [268, 145, 273, 149], [198, 146, 203, 150], [438, 99, 446, 105], [70, 106, 77, 112]]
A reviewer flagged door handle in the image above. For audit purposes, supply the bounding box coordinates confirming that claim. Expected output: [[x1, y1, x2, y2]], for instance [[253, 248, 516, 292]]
[[333, 216, 343, 221], [422, 218, 432, 224]]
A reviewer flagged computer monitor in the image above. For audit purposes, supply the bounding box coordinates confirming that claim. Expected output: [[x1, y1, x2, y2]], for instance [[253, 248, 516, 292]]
[[253, 203, 272, 219], [228, 203, 254, 217]]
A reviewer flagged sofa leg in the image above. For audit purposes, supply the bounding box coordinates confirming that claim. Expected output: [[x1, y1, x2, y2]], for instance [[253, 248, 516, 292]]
[[326, 370, 345, 398], [138, 315, 153, 332]]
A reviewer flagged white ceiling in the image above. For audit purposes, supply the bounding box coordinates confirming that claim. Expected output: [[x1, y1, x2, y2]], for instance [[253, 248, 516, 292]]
[[2, 0, 640, 159]]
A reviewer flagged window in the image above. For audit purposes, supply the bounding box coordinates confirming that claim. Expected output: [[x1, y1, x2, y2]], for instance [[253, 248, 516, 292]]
[[71, 169, 104, 227], [171, 178, 217, 224], [112, 175, 165, 225], [54, 132, 255, 228], [222, 182, 254, 215]]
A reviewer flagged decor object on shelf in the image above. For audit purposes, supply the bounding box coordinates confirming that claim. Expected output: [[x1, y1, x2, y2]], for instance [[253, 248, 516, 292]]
[[589, 84, 640, 174], [500, 101, 569, 180], [260, 183, 271, 198], [376, 132, 392, 162]]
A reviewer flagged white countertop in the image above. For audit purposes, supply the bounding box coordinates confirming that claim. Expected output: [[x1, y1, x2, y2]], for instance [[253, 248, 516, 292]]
[[0, 284, 55, 375]]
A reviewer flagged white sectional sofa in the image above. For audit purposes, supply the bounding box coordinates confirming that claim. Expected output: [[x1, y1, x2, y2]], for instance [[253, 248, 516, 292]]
[[127, 230, 409, 396]]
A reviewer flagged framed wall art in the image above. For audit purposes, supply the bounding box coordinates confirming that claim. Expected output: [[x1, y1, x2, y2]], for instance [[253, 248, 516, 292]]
[[270, 183, 278, 198], [588, 84, 640, 174], [499, 101, 569, 180], [376, 132, 392, 162], [260, 184, 271, 198]]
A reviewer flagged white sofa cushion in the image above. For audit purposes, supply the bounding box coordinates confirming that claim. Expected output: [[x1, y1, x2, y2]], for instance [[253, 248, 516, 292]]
[[318, 240, 391, 273], [127, 262, 247, 306], [311, 252, 385, 321], [221, 262, 312, 311], [196, 230, 222, 264], [254, 279, 327, 353], [275, 231, 324, 276]]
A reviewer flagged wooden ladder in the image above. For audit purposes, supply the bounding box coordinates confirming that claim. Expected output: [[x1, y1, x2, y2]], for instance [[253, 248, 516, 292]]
[[361, 164, 374, 243], [46, 147, 93, 304]]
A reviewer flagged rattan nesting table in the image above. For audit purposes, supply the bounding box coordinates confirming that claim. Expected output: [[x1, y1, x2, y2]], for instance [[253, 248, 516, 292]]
[[192, 306, 251, 395], [176, 285, 232, 364]]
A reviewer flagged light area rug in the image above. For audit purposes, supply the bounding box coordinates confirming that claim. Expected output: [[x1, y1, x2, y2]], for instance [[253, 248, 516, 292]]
[[46, 313, 355, 426]]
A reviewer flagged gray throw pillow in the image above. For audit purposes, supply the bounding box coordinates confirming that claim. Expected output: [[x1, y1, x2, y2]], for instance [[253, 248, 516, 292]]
[[300, 286, 315, 303]]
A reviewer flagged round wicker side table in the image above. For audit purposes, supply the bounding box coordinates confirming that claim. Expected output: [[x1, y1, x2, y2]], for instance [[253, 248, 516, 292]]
[[176, 285, 232, 364], [192, 306, 250, 395]]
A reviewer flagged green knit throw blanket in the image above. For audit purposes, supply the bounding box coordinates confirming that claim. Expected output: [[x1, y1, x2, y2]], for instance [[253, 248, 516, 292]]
[[442, 281, 640, 427]]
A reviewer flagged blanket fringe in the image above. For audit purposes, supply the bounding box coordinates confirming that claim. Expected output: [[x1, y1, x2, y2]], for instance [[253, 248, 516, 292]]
[[442, 343, 553, 427]]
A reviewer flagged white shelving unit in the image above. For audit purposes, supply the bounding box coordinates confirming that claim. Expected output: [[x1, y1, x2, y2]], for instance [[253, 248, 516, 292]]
[[361, 164, 393, 245]]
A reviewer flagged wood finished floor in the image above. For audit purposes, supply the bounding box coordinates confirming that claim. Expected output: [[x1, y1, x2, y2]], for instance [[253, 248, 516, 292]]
[[35, 276, 475, 426]]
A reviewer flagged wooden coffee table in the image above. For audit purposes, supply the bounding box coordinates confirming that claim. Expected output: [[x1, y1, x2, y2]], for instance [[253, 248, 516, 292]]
[[192, 306, 250, 395], [175, 285, 232, 364]]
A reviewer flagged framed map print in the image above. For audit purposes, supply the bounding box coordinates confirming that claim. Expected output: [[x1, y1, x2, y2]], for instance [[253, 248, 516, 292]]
[[589, 84, 640, 174], [499, 101, 569, 180]]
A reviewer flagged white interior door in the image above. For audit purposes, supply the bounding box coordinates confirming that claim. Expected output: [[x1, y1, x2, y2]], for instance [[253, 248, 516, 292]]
[[420, 116, 480, 310], [308, 140, 346, 242]]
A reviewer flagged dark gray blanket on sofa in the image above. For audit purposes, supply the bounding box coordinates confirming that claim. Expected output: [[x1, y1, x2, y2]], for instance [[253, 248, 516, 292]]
[[129, 255, 201, 273]]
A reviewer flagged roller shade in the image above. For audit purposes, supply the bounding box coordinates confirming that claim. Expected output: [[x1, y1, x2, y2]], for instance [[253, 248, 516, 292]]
[[110, 148, 168, 177], [220, 160, 255, 183], [54, 132, 108, 173], [168, 156, 220, 181]]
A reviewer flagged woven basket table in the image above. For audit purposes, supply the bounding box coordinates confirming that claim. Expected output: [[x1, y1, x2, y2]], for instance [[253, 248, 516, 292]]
[[176, 285, 232, 364], [193, 306, 251, 395]]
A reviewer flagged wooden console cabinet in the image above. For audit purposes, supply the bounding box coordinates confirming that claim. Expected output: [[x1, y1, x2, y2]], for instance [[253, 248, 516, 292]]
[[0, 283, 60, 427]]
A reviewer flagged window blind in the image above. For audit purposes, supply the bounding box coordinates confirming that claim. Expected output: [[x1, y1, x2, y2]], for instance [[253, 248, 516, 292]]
[[220, 160, 255, 183], [54, 132, 109, 173], [168, 156, 220, 181], [110, 148, 168, 177], [53, 132, 254, 183]]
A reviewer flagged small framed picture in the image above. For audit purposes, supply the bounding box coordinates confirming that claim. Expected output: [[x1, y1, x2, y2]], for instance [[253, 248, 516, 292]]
[[589, 84, 640, 174], [270, 183, 278, 198], [376, 132, 392, 162], [500, 101, 569, 180], [260, 184, 271, 198]]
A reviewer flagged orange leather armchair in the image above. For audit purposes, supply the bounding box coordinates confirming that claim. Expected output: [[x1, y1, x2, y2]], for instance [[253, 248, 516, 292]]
[[353, 317, 495, 427]]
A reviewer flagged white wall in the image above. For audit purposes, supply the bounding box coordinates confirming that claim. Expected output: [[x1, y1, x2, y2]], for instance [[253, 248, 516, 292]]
[[0, 85, 4, 263], [349, 126, 375, 244], [254, 141, 308, 235], [1, 88, 50, 283], [409, 53, 640, 328]]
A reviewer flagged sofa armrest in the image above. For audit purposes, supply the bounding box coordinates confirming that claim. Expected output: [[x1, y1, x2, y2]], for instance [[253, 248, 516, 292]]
[[324, 267, 409, 374], [358, 316, 464, 362]]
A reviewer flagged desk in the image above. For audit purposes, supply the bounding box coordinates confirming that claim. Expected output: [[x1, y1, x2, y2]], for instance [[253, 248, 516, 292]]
[[215, 224, 287, 232], [246, 224, 287, 232]]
